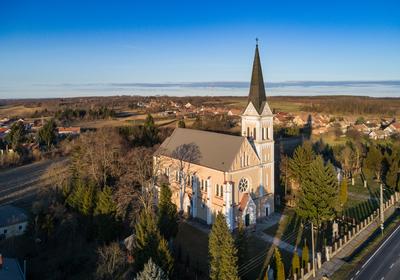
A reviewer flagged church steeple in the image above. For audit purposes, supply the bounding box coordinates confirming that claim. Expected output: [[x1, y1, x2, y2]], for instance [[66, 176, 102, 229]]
[[248, 42, 267, 115]]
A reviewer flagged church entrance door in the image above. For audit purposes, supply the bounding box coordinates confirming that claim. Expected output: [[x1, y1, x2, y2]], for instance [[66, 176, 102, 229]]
[[245, 214, 250, 227]]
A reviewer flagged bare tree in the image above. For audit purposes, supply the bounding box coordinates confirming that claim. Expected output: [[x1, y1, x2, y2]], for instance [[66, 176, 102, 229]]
[[171, 143, 201, 212], [96, 242, 127, 280]]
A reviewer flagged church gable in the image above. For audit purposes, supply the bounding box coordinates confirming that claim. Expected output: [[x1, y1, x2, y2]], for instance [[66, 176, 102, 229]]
[[261, 101, 273, 116], [229, 138, 260, 171], [242, 101, 259, 116]]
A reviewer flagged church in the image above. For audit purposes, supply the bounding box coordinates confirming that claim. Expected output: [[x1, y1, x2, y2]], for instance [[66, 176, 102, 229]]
[[154, 44, 275, 230]]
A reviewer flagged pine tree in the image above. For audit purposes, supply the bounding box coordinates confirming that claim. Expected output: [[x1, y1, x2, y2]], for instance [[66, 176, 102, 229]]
[[292, 251, 300, 277], [157, 184, 178, 241], [296, 156, 338, 227], [81, 181, 96, 215], [135, 258, 168, 280], [235, 219, 247, 266], [95, 186, 116, 215], [37, 119, 57, 149], [339, 179, 348, 207], [289, 142, 315, 185], [302, 242, 309, 268], [209, 212, 239, 280], [273, 247, 285, 280], [134, 207, 174, 276]]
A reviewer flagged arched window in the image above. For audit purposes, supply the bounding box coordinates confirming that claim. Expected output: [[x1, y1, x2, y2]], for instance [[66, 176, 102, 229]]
[[238, 178, 249, 192], [253, 127, 256, 139]]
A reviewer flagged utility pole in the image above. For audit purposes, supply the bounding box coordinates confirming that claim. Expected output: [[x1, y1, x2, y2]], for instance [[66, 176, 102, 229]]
[[380, 183, 384, 236], [311, 222, 316, 277]]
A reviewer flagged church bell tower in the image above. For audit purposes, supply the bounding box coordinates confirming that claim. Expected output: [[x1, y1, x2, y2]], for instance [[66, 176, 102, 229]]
[[241, 42, 275, 204]]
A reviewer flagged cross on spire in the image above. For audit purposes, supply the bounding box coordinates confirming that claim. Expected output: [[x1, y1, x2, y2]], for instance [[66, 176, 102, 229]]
[[256, 37, 259, 46]]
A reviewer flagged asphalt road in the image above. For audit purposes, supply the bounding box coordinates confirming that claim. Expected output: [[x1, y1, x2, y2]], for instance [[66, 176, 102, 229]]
[[0, 158, 67, 209], [352, 223, 400, 280]]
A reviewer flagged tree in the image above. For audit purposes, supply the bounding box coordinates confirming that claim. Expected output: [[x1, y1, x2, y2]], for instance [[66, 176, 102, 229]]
[[296, 156, 338, 276], [292, 251, 300, 277], [6, 121, 26, 150], [364, 145, 383, 181], [37, 119, 57, 149], [95, 186, 116, 215], [171, 143, 201, 212], [135, 258, 168, 280], [385, 152, 399, 190], [235, 219, 247, 266], [289, 142, 315, 185], [296, 156, 338, 227], [134, 207, 173, 276], [96, 242, 127, 280], [157, 184, 178, 241], [209, 212, 239, 280], [273, 247, 285, 280], [177, 119, 186, 128], [302, 242, 309, 268], [339, 179, 348, 207], [143, 114, 159, 146]]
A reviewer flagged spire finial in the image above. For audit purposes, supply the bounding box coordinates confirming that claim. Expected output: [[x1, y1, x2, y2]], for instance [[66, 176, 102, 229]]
[[256, 37, 259, 46]]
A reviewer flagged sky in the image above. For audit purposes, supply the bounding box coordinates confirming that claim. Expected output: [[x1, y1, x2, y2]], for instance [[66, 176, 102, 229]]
[[0, 0, 399, 98]]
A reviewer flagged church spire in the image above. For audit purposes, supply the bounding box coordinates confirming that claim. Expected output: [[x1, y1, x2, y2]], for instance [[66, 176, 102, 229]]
[[248, 41, 267, 115]]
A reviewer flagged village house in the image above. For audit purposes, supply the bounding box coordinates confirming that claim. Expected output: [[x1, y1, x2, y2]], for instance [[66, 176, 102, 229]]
[[227, 108, 242, 116], [0, 205, 28, 240], [57, 127, 81, 135], [154, 44, 275, 230]]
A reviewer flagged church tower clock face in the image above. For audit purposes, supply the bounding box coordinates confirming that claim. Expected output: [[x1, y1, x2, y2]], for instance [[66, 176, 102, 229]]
[[238, 178, 249, 192]]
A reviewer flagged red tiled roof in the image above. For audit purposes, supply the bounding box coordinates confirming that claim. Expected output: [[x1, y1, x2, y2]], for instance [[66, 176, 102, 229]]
[[239, 193, 249, 211]]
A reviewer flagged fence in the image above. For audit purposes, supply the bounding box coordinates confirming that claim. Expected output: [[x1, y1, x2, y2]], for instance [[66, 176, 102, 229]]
[[291, 192, 399, 280]]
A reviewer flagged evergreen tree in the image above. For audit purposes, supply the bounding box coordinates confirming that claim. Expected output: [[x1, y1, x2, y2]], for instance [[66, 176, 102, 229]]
[[209, 212, 239, 280], [296, 156, 338, 227], [177, 119, 186, 128], [157, 184, 178, 241], [292, 251, 300, 277], [95, 186, 116, 215], [289, 142, 315, 185], [5, 121, 26, 150], [235, 220, 247, 267], [37, 119, 57, 149], [135, 258, 168, 280], [302, 242, 309, 268], [386, 152, 399, 190], [81, 181, 96, 216], [339, 179, 348, 207], [273, 247, 285, 280], [134, 208, 173, 276], [143, 114, 159, 146], [364, 145, 383, 180]]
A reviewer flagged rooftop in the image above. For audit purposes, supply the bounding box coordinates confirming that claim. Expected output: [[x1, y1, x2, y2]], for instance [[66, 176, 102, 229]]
[[156, 128, 245, 172], [0, 205, 28, 227]]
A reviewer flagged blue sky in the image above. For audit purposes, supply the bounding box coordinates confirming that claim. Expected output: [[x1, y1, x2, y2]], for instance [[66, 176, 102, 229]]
[[0, 0, 399, 98]]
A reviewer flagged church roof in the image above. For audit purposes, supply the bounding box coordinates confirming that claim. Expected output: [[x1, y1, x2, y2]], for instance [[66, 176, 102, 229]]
[[156, 128, 245, 172], [248, 44, 267, 115]]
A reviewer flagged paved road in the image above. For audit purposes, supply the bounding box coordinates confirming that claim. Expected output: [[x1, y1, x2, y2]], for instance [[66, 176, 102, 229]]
[[352, 223, 400, 280], [0, 158, 67, 209]]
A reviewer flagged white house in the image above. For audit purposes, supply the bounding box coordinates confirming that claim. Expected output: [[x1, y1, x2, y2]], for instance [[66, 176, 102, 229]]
[[0, 205, 28, 239]]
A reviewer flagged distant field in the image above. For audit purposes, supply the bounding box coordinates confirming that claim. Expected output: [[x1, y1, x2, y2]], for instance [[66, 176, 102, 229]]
[[0, 105, 43, 118]]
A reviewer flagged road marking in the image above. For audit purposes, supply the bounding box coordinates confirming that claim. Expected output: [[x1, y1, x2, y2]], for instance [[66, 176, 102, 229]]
[[390, 263, 394, 269], [356, 270, 360, 275], [380, 277, 384, 280], [361, 223, 400, 269]]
